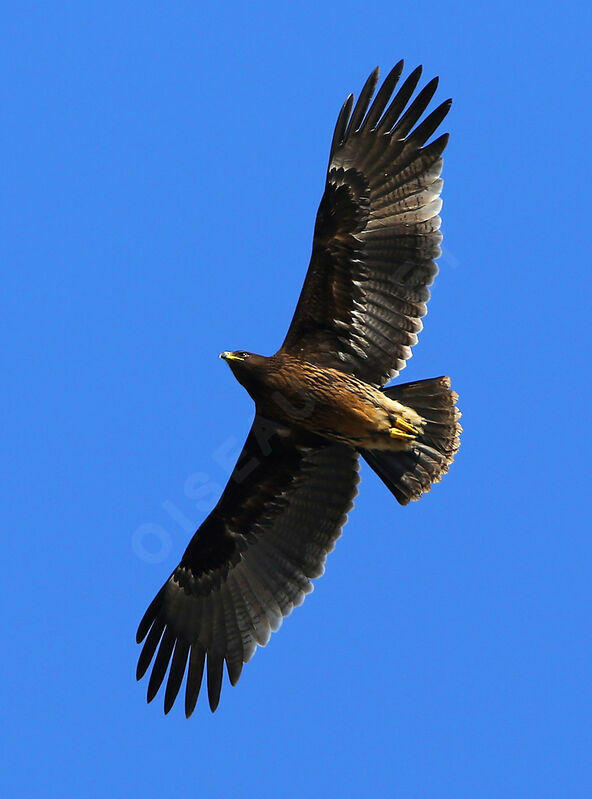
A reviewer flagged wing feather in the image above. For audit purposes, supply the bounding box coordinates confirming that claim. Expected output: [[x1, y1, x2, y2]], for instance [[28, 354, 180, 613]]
[[329, 94, 354, 162], [206, 652, 224, 713], [184, 644, 205, 718], [377, 65, 423, 133], [362, 60, 404, 131], [345, 67, 379, 137], [147, 627, 176, 703], [164, 638, 189, 715], [282, 63, 451, 385], [136, 415, 359, 715]]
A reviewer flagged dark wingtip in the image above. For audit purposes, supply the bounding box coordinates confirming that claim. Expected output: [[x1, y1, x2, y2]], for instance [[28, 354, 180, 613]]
[[226, 657, 243, 687], [346, 67, 381, 137], [363, 60, 405, 131], [163, 694, 175, 715], [329, 92, 354, 160], [136, 616, 150, 644], [136, 618, 165, 682], [136, 586, 165, 643], [209, 697, 220, 713], [376, 63, 425, 134], [146, 681, 158, 704], [207, 654, 223, 712], [145, 628, 175, 704], [163, 639, 189, 714], [384, 59, 405, 88], [184, 644, 205, 718]]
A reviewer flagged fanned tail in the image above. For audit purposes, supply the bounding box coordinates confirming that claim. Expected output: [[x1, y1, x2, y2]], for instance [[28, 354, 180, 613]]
[[361, 376, 461, 505]]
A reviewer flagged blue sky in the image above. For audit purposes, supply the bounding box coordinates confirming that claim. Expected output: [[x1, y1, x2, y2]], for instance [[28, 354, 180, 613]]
[[2, 2, 592, 797]]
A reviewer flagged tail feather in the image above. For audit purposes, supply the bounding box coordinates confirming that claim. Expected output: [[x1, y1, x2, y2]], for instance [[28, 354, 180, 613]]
[[361, 376, 461, 505]]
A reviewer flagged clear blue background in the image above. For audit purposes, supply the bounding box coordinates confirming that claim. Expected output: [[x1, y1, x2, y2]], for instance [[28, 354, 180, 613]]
[[2, 2, 591, 797]]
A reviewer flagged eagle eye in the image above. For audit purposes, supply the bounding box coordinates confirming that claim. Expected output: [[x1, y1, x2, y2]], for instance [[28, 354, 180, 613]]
[[235, 351, 249, 359]]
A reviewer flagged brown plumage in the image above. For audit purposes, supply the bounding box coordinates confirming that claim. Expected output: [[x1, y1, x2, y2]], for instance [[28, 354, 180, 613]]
[[136, 61, 462, 716]]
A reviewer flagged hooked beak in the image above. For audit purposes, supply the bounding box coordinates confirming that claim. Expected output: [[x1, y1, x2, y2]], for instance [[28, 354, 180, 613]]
[[219, 351, 235, 361]]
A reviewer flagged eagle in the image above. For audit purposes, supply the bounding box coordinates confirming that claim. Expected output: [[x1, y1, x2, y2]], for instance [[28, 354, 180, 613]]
[[136, 61, 462, 716]]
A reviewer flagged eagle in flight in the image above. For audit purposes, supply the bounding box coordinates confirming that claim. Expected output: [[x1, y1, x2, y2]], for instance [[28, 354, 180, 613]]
[[136, 61, 462, 716]]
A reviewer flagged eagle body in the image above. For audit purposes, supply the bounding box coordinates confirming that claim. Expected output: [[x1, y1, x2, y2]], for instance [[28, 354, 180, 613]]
[[222, 350, 423, 450], [137, 62, 462, 716]]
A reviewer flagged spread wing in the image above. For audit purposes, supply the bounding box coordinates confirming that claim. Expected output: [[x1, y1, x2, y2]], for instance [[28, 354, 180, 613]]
[[136, 415, 359, 716], [281, 62, 451, 386]]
